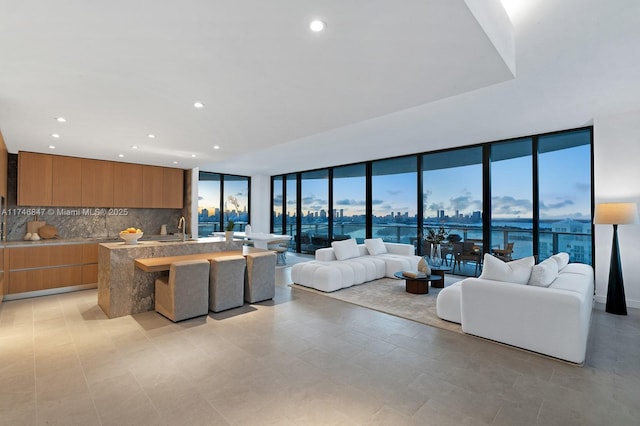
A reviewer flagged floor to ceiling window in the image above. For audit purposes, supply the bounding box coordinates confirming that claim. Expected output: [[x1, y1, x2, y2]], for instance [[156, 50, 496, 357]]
[[272, 176, 283, 234], [490, 138, 534, 259], [271, 127, 594, 269], [198, 172, 250, 237], [371, 157, 418, 244], [537, 129, 592, 263], [423, 147, 483, 275], [285, 174, 297, 247], [300, 170, 329, 253], [198, 172, 221, 237], [333, 164, 367, 243], [222, 176, 249, 231]]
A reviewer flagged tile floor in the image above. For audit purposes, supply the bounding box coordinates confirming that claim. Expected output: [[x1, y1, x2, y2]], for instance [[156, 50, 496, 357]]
[[1, 266, 639, 425]]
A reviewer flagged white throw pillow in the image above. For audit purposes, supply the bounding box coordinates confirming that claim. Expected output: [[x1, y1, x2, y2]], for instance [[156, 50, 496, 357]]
[[550, 252, 570, 270], [365, 238, 388, 256], [479, 254, 535, 284], [528, 258, 559, 287], [332, 238, 360, 260]]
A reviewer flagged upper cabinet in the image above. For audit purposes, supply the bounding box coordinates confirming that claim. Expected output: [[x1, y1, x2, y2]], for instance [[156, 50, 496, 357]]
[[113, 162, 143, 208], [52, 155, 82, 206], [81, 159, 114, 207], [163, 167, 184, 209], [17, 152, 184, 209], [18, 152, 53, 206], [142, 165, 164, 208]]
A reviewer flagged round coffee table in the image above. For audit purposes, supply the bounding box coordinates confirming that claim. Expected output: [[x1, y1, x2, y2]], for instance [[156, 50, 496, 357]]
[[394, 271, 442, 294]]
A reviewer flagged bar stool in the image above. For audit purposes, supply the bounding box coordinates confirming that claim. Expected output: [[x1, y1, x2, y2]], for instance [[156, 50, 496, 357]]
[[209, 255, 246, 312], [244, 251, 277, 303], [155, 259, 210, 322]]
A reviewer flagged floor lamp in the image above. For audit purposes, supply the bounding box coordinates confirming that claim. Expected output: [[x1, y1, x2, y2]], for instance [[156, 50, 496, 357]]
[[594, 202, 639, 315]]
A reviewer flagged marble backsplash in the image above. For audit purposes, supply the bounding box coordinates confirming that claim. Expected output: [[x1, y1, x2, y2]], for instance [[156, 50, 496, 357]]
[[5, 207, 184, 241]]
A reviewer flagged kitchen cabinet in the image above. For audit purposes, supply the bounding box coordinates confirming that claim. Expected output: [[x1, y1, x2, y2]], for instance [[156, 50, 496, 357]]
[[52, 155, 82, 206], [17, 152, 184, 208], [142, 165, 164, 208], [114, 162, 143, 207], [163, 167, 184, 209], [82, 159, 114, 207], [6, 243, 99, 295], [18, 152, 53, 206]]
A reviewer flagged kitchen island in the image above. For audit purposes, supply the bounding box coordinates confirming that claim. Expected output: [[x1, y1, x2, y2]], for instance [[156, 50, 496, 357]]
[[98, 237, 243, 318]]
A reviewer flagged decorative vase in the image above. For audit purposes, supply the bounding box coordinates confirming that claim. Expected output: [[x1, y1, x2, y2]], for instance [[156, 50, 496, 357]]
[[225, 230, 233, 242], [430, 243, 442, 267]]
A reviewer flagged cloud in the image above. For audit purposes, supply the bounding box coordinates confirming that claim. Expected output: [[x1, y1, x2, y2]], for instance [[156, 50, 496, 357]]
[[335, 198, 366, 206], [198, 196, 204, 200], [491, 196, 532, 215], [540, 199, 574, 210], [273, 195, 283, 204], [371, 199, 385, 205], [387, 190, 402, 196]]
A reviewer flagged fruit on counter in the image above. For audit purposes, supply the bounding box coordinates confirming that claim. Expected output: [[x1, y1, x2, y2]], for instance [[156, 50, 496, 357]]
[[120, 227, 143, 234]]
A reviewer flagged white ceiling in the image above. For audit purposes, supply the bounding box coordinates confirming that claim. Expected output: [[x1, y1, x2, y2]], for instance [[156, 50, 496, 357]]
[[1, 0, 640, 176]]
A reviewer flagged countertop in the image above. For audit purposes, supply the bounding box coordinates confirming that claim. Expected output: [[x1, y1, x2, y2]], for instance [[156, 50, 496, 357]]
[[2, 234, 208, 248]]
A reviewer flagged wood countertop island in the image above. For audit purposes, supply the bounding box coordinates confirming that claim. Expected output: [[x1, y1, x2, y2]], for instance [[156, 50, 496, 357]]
[[98, 237, 244, 318]]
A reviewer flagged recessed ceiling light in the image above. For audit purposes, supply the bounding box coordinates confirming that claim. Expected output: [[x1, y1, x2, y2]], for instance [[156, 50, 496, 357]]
[[173, 161, 179, 164], [131, 145, 138, 149], [48, 145, 56, 149], [55, 117, 67, 123], [310, 20, 326, 32], [118, 154, 124, 158], [51, 133, 60, 138], [213, 145, 220, 150], [147, 134, 155, 139], [193, 101, 204, 109], [191, 154, 196, 158]]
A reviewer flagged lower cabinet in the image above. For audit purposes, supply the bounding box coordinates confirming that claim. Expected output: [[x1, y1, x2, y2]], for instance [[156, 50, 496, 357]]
[[6, 243, 99, 295]]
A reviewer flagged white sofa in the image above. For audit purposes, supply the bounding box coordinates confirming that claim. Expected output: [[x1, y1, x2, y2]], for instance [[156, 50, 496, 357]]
[[436, 253, 594, 364], [291, 238, 421, 292]]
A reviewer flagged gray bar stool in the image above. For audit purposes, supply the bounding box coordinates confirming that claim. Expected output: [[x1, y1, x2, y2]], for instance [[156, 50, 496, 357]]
[[209, 255, 246, 312], [155, 259, 210, 322], [244, 251, 277, 303]]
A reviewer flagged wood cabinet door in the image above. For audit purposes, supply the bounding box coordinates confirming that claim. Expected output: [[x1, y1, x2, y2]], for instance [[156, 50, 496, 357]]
[[52, 155, 82, 206], [113, 163, 143, 207], [82, 159, 114, 207], [163, 167, 184, 208], [18, 152, 53, 206], [142, 165, 164, 208]]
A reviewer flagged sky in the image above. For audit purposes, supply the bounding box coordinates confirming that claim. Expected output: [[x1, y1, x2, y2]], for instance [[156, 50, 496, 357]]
[[296, 143, 591, 221]]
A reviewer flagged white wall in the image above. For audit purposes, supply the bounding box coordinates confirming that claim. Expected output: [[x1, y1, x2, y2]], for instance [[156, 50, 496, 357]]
[[594, 109, 640, 309], [250, 174, 271, 234]]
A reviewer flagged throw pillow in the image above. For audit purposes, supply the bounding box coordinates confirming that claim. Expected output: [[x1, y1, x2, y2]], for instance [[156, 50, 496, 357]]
[[479, 254, 535, 284], [528, 258, 559, 287], [418, 257, 431, 275], [550, 252, 570, 270], [365, 238, 388, 256], [332, 238, 360, 260]]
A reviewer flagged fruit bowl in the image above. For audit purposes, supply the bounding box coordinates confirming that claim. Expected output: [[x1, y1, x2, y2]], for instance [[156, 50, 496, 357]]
[[119, 231, 143, 245]]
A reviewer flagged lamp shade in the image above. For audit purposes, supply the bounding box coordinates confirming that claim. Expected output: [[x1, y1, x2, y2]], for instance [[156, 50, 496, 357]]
[[594, 202, 639, 225]]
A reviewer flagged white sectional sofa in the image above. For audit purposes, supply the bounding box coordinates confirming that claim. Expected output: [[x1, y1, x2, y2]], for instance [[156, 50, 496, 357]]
[[291, 238, 421, 292], [437, 252, 594, 364]]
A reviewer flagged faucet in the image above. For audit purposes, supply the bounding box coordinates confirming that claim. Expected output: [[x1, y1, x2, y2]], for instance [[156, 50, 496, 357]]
[[178, 216, 186, 242]]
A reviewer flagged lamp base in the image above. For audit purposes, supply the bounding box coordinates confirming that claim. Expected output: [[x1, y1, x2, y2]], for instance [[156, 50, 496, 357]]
[[605, 224, 627, 315]]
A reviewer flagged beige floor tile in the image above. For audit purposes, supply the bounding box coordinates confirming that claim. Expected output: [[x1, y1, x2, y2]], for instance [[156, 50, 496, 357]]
[[0, 277, 639, 426]]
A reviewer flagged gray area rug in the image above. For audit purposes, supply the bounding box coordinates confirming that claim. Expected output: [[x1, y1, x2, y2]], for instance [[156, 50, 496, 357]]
[[291, 276, 464, 334]]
